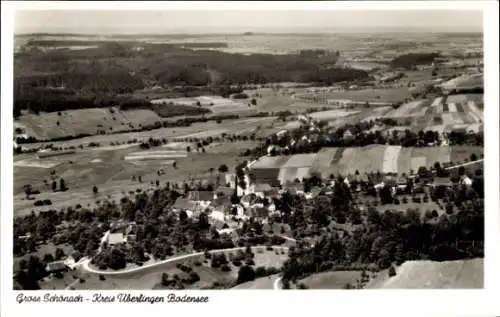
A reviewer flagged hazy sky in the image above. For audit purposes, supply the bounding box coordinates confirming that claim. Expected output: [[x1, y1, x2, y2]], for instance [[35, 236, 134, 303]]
[[15, 10, 483, 34]]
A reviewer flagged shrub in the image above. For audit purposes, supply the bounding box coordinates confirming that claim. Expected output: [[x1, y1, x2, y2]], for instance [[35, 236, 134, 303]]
[[221, 264, 232, 272], [388, 266, 397, 277], [99, 275, 106, 281], [232, 259, 242, 267], [189, 272, 200, 283], [255, 266, 267, 277], [194, 261, 202, 266]]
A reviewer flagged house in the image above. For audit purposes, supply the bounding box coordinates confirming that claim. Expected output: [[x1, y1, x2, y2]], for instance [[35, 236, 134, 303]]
[[283, 182, 305, 195], [460, 175, 473, 186], [246, 206, 269, 221], [225, 173, 237, 188], [188, 191, 214, 207], [172, 198, 196, 212], [305, 187, 322, 199], [231, 204, 245, 218], [431, 177, 453, 188], [253, 183, 274, 198], [107, 233, 125, 245], [45, 260, 68, 275], [214, 186, 234, 199], [209, 209, 226, 223]]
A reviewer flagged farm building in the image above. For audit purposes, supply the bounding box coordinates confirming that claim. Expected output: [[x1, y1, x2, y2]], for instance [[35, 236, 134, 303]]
[[248, 156, 291, 186], [188, 191, 215, 206], [107, 233, 125, 245], [45, 261, 69, 275]]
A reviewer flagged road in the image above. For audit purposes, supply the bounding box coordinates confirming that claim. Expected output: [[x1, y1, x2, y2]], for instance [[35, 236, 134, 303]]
[[78, 245, 291, 276], [444, 159, 483, 170]]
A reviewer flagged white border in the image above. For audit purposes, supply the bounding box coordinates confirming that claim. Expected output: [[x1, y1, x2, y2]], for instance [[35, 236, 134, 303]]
[[1, 2, 499, 317]]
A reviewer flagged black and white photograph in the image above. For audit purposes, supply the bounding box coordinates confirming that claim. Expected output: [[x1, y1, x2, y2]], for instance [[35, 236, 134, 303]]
[[1, 1, 499, 316]]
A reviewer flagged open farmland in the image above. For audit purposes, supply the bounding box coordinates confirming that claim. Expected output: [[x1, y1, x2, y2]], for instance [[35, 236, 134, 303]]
[[15, 108, 162, 140], [151, 96, 253, 114], [308, 109, 361, 121], [297, 271, 362, 289], [14, 142, 252, 216], [364, 258, 483, 289], [19, 116, 277, 152], [317, 87, 410, 104]]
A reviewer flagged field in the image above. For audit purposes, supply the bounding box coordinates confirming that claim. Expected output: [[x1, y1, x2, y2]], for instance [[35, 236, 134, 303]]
[[308, 109, 361, 121], [48, 247, 289, 290], [382, 94, 484, 132], [15, 108, 162, 140], [14, 143, 252, 216], [364, 258, 483, 289], [151, 96, 253, 114], [317, 87, 410, 104], [297, 271, 362, 289], [19, 116, 278, 152]]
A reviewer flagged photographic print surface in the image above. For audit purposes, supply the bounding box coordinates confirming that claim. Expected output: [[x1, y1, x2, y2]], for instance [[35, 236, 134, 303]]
[[12, 9, 484, 291]]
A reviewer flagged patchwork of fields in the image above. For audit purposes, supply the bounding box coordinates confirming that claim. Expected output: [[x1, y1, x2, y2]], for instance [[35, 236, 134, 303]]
[[382, 94, 484, 132], [250, 145, 483, 183]]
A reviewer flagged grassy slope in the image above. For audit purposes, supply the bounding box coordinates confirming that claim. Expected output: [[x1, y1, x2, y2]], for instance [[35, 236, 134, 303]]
[[364, 258, 483, 289]]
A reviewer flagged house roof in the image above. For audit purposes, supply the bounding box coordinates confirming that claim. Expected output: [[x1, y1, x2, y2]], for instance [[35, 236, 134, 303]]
[[46, 261, 67, 272], [173, 198, 196, 211], [215, 186, 234, 197], [108, 233, 125, 245], [188, 191, 214, 202], [284, 182, 304, 191], [434, 177, 452, 186], [213, 196, 231, 208], [254, 183, 273, 192]]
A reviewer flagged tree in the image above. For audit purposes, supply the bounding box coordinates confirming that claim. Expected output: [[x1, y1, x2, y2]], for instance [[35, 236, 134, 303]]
[[43, 253, 54, 264], [251, 98, 257, 106], [52, 181, 57, 192], [59, 178, 67, 191], [237, 265, 256, 284], [186, 146, 191, 153], [93, 185, 99, 195], [209, 167, 215, 176], [388, 266, 397, 277], [24, 184, 33, 199], [55, 248, 65, 260], [218, 164, 229, 173]]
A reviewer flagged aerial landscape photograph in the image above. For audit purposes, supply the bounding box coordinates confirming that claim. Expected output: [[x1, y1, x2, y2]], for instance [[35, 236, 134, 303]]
[[11, 9, 485, 291]]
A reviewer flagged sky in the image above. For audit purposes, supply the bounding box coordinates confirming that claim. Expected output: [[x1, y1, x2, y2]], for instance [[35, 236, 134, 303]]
[[15, 10, 483, 34]]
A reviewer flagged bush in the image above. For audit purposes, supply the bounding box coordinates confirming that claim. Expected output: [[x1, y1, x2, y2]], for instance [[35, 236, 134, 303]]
[[232, 259, 242, 267], [245, 259, 255, 266], [194, 261, 202, 266], [237, 265, 256, 284], [255, 266, 267, 278], [221, 264, 232, 272], [99, 275, 106, 281], [188, 272, 200, 283], [388, 266, 397, 277]]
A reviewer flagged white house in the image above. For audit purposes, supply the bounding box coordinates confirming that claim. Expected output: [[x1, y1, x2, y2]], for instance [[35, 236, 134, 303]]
[[460, 175, 473, 186]]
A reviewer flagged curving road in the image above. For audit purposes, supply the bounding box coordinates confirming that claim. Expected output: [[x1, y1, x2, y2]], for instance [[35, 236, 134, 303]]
[[79, 245, 291, 276]]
